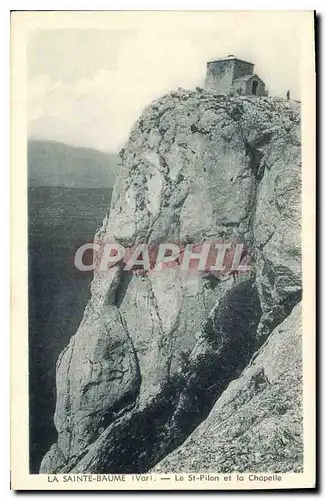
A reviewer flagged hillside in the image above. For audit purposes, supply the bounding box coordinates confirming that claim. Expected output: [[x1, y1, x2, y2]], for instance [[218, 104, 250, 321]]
[[28, 140, 119, 188], [29, 186, 113, 472]]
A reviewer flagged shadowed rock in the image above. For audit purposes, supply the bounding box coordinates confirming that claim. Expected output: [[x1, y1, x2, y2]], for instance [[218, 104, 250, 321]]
[[152, 302, 303, 473]]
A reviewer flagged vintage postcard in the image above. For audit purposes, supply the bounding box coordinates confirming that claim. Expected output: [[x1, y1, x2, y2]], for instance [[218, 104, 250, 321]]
[[11, 10, 316, 490]]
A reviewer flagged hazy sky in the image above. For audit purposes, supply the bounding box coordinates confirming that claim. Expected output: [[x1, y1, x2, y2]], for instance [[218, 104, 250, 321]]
[[28, 11, 307, 152]]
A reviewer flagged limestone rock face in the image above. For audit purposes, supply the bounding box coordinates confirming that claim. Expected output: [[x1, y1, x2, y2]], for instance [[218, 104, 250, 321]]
[[40, 90, 301, 474], [152, 302, 303, 473]]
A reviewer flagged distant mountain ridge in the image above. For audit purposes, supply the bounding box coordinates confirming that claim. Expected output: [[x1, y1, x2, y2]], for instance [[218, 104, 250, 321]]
[[28, 140, 120, 189]]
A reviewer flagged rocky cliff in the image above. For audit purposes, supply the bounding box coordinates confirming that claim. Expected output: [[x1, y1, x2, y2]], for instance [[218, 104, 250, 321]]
[[40, 89, 302, 474], [152, 302, 302, 473]]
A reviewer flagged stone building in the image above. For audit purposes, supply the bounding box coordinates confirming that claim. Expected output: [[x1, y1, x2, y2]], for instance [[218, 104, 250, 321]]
[[205, 55, 268, 97]]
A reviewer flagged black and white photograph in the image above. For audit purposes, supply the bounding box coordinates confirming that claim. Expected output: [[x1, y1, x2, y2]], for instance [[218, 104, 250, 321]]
[[10, 9, 316, 490]]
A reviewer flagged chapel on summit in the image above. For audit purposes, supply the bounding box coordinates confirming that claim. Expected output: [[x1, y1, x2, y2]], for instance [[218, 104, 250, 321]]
[[205, 55, 268, 97]]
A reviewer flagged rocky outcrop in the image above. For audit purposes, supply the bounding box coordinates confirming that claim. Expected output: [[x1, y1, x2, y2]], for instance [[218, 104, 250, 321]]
[[152, 302, 303, 473], [40, 89, 301, 474]]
